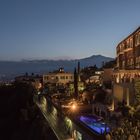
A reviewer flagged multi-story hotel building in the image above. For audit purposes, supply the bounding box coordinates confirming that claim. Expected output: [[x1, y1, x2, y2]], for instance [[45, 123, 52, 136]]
[[113, 27, 140, 105], [117, 26, 140, 70], [114, 27, 140, 83]]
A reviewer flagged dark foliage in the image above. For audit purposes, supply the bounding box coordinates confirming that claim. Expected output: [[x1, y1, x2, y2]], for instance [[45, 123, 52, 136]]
[[94, 89, 107, 103], [80, 65, 98, 81], [74, 68, 78, 98], [102, 60, 116, 68], [0, 82, 57, 140]]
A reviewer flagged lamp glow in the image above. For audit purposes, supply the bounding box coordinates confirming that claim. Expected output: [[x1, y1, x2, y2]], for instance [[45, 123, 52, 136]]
[[72, 104, 76, 110]]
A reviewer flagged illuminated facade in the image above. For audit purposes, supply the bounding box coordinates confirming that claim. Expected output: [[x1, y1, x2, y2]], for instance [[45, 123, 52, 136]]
[[114, 27, 140, 84], [113, 27, 140, 105], [43, 68, 74, 85], [116, 27, 140, 70]]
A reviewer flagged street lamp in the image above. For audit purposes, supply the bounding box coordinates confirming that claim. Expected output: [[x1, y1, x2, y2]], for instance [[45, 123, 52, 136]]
[[72, 104, 76, 110], [71, 101, 78, 112]]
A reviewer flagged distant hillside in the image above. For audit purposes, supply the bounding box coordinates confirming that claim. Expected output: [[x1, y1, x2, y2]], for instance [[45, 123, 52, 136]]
[[0, 55, 114, 79], [79, 55, 114, 67]]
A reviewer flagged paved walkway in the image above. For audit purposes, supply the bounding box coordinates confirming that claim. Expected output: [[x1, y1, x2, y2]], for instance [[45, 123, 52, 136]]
[[36, 99, 73, 140]]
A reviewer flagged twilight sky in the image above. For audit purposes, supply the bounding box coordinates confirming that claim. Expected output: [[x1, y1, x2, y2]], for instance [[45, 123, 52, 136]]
[[0, 0, 140, 61]]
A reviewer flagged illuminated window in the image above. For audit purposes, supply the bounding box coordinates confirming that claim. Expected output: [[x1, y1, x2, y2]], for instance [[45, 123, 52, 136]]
[[139, 33, 140, 44], [51, 76, 55, 80], [44, 76, 49, 80], [70, 76, 73, 79], [130, 38, 133, 48], [126, 39, 130, 48], [135, 33, 140, 46], [60, 76, 65, 79], [131, 59, 133, 65]]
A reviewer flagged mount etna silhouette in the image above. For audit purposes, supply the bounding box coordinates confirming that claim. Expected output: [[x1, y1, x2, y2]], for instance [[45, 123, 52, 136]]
[[0, 55, 114, 79]]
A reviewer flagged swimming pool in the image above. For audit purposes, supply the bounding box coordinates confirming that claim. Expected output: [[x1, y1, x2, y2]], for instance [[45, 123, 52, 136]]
[[79, 115, 110, 134]]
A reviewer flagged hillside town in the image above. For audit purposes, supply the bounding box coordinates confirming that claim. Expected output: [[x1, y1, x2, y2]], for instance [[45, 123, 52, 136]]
[[1, 27, 140, 140]]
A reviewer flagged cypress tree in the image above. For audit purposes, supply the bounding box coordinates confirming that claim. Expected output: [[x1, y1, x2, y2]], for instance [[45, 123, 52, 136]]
[[74, 68, 78, 99]]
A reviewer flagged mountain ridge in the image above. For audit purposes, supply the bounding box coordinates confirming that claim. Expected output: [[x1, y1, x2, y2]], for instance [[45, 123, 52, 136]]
[[20, 55, 114, 62], [0, 55, 114, 79]]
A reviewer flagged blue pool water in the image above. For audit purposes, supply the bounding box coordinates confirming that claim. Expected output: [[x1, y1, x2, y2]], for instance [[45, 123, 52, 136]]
[[79, 115, 110, 134]]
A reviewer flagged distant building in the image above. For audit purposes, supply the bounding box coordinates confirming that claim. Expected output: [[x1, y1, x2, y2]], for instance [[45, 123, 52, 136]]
[[85, 75, 100, 84], [43, 68, 74, 85], [85, 70, 104, 84], [113, 27, 140, 106], [95, 70, 104, 75]]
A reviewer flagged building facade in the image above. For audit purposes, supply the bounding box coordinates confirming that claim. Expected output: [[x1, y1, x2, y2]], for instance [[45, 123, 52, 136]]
[[43, 68, 74, 85], [113, 27, 140, 105], [114, 27, 140, 84], [116, 27, 140, 70]]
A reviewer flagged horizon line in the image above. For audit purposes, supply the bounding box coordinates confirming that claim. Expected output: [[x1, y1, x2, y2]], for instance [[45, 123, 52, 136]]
[[0, 54, 115, 62]]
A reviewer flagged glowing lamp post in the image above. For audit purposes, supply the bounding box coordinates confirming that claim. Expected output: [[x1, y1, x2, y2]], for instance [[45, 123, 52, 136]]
[[71, 102, 77, 112], [72, 104, 76, 110]]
